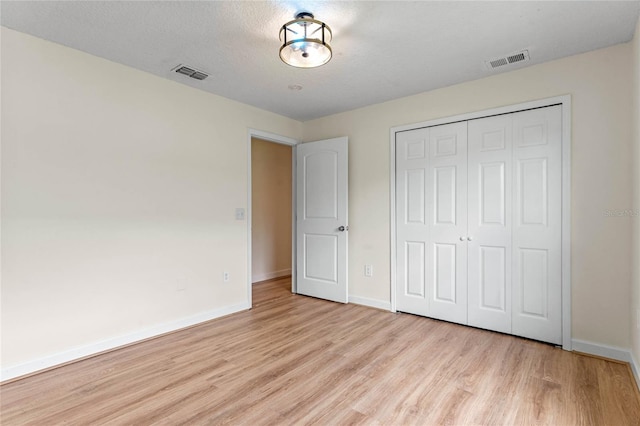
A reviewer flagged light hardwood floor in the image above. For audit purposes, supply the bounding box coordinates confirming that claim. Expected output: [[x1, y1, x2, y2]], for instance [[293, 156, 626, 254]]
[[2, 277, 639, 425]]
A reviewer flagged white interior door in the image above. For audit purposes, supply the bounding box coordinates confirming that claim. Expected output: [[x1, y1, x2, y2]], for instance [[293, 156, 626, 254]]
[[396, 128, 430, 316], [395, 122, 467, 324], [511, 106, 562, 345], [467, 115, 513, 334], [296, 137, 348, 303], [394, 104, 563, 345], [427, 123, 468, 324]]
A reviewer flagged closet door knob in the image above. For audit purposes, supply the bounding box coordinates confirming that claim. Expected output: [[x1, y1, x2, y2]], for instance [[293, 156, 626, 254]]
[[467, 236, 473, 241], [459, 237, 465, 241]]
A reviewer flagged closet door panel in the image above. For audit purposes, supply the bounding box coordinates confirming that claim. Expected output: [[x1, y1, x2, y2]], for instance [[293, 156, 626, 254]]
[[512, 105, 562, 344], [396, 128, 430, 316], [428, 122, 468, 324], [467, 115, 512, 334]]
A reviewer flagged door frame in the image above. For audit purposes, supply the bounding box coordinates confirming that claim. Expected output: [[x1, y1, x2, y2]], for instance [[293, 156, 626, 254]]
[[389, 95, 572, 350], [247, 129, 299, 307]]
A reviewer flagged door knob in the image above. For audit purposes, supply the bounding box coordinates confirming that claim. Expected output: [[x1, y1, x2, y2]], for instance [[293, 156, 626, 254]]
[[467, 236, 473, 241], [459, 237, 465, 241], [338, 226, 349, 232]]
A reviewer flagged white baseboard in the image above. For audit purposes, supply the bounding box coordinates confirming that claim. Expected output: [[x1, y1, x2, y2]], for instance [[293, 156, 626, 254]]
[[1, 301, 250, 383], [252, 269, 291, 283], [631, 352, 640, 392], [571, 339, 632, 362], [349, 295, 391, 311]]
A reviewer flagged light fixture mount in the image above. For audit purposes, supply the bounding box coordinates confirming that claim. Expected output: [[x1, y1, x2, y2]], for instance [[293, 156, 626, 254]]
[[279, 11, 332, 68], [296, 12, 314, 20]]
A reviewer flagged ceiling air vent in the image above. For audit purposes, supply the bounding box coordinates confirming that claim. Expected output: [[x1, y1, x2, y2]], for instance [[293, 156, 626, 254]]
[[489, 58, 508, 68], [486, 50, 530, 70], [173, 64, 209, 81]]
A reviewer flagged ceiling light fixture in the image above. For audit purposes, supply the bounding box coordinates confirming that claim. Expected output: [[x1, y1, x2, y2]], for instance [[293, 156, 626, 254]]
[[279, 12, 332, 68]]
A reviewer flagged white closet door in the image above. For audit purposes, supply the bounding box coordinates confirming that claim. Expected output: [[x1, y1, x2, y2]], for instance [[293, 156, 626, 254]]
[[467, 115, 513, 334], [427, 122, 468, 324], [395, 105, 563, 345], [511, 106, 562, 344], [396, 128, 430, 316], [396, 123, 467, 324]]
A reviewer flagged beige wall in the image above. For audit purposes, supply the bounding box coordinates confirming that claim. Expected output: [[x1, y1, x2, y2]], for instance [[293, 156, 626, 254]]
[[0, 28, 302, 370], [303, 43, 634, 349], [251, 138, 292, 282], [631, 16, 640, 369]]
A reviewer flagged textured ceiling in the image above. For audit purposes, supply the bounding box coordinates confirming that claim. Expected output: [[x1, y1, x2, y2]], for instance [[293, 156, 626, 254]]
[[2, 1, 639, 121]]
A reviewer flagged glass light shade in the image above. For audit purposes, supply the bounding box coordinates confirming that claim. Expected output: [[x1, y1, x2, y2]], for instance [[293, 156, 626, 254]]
[[279, 14, 332, 68]]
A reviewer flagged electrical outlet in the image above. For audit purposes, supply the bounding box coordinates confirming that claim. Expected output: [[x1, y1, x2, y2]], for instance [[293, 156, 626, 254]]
[[235, 208, 245, 220], [223, 272, 230, 282], [364, 264, 373, 277]]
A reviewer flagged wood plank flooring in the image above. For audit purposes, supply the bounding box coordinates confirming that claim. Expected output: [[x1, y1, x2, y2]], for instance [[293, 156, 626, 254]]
[[2, 277, 639, 425]]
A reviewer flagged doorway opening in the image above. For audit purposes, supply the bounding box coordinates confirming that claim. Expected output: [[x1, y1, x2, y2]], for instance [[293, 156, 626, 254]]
[[247, 130, 298, 307], [251, 138, 292, 282]]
